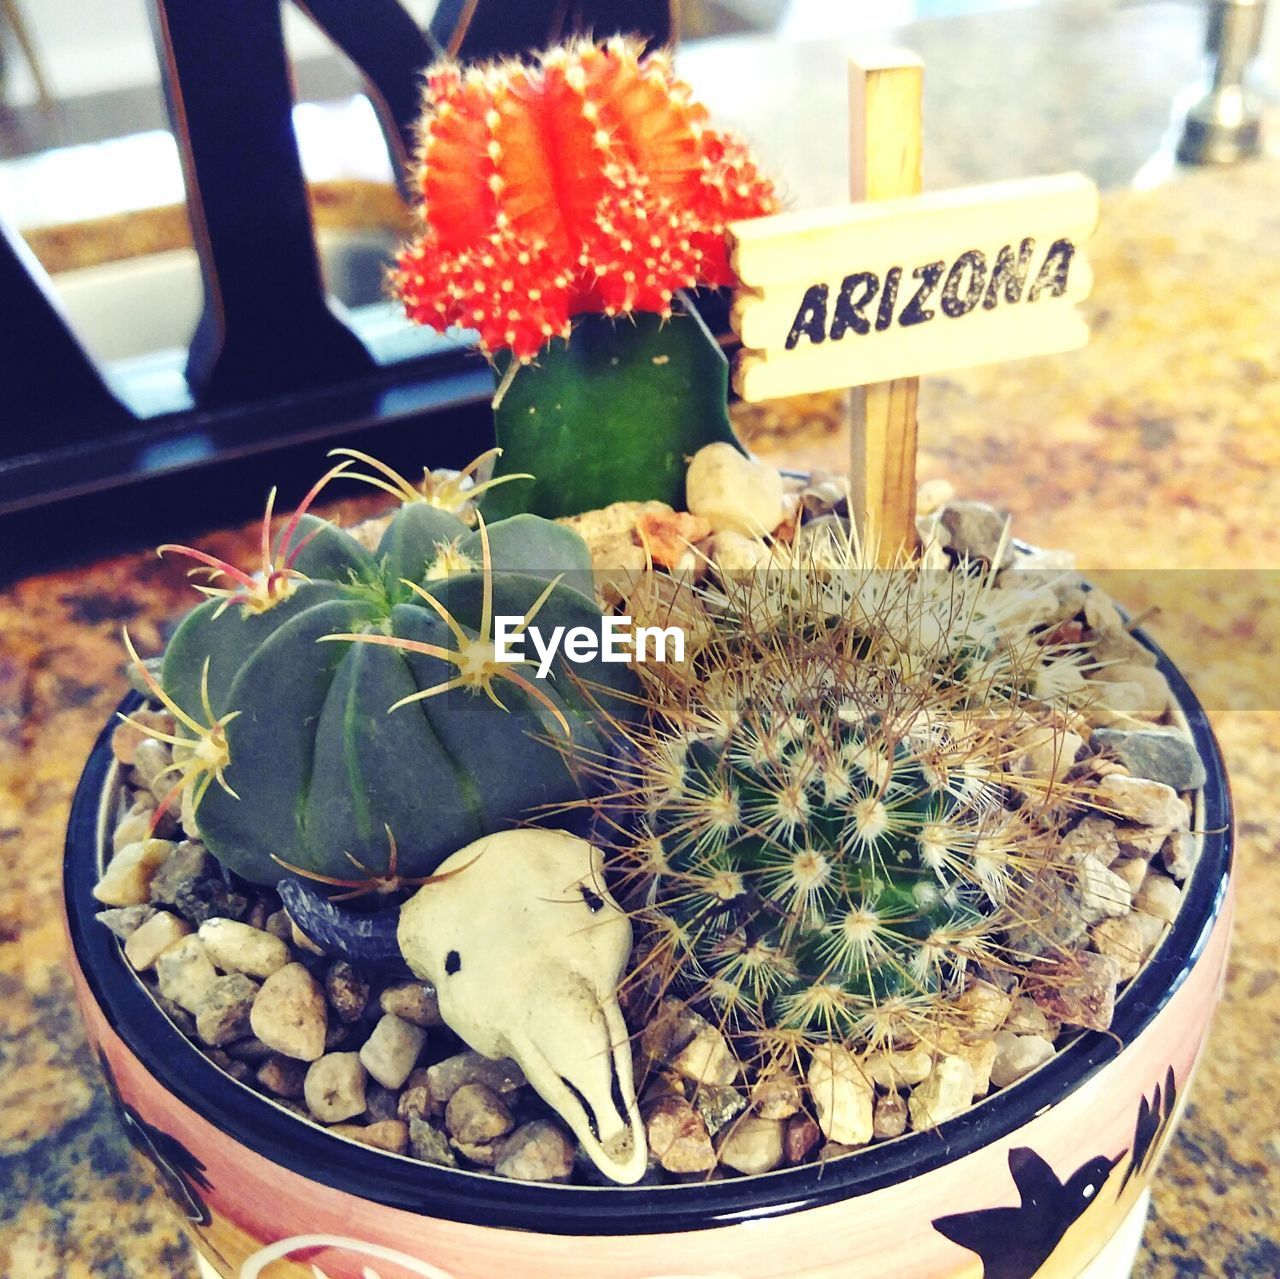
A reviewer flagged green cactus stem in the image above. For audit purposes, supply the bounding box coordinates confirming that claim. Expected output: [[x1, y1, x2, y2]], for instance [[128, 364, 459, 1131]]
[[483, 302, 742, 521]]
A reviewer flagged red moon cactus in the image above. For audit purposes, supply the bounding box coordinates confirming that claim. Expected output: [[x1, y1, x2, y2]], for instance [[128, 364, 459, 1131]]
[[393, 36, 778, 361]]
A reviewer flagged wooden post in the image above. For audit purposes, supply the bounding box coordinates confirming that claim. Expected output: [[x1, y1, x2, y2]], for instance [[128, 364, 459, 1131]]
[[848, 52, 924, 564]]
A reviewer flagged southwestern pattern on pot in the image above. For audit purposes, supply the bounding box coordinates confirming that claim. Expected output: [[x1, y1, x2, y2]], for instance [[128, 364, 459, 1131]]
[[62, 30, 1233, 1279]]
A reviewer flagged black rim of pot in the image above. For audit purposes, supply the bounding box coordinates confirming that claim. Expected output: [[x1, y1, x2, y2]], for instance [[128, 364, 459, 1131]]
[[64, 627, 1233, 1236]]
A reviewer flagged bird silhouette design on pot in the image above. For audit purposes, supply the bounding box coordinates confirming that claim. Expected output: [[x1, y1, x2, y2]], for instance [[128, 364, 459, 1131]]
[[933, 1067, 1180, 1279]]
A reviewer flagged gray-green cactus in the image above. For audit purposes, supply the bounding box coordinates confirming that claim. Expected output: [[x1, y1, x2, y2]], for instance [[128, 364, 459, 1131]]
[[157, 491, 635, 886]]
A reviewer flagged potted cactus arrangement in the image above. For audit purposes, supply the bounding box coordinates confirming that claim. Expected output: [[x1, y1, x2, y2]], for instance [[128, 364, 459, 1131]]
[[64, 35, 1232, 1279]]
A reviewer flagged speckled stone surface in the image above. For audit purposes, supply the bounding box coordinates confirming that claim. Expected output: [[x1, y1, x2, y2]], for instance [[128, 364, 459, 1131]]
[[3, 162, 1280, 1277]]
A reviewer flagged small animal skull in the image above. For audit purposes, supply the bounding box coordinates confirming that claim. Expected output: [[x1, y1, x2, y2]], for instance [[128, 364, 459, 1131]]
[[398, 828, 647, 1184]]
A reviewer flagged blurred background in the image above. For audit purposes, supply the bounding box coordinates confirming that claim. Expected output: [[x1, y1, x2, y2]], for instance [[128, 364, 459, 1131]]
[[0, 0, 1276, 573]]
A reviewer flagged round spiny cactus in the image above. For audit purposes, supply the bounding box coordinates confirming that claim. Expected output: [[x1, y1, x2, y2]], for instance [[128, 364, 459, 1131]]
[[589, 535, 1095, 1060]]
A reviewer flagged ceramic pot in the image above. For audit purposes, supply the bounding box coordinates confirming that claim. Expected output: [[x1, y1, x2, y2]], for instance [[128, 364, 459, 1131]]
[[63, 632, 1233, 1279]]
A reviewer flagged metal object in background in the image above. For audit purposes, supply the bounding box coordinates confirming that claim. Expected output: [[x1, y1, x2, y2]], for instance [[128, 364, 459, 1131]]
[[1177, 0, 1268, 164]]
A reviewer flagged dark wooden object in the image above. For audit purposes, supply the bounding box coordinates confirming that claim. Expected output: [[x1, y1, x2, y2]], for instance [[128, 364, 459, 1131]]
[[0, 0, 673, 571]]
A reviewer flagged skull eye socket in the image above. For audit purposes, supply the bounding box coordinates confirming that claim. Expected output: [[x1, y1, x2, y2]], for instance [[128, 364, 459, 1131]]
[[445, 950, 462, 975], [580, 884, 604, 914]]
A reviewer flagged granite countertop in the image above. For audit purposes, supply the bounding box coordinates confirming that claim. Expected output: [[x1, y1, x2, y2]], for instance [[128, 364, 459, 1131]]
[[3, 153, 1280, 1279]]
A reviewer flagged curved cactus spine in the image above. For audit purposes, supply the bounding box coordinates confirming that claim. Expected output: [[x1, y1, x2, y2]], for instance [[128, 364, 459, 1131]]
[[153, 456, 636, 887], [584, 535, 1097, 1061]]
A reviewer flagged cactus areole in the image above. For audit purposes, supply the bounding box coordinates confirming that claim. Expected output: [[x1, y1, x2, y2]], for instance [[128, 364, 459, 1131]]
[[160, 505, 637, 886], [392, 36, 777, 518]]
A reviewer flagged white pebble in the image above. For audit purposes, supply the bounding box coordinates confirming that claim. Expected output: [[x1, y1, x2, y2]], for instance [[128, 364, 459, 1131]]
[[123, 911, 192, 971], [198, 918, 291, 978], [908, 1056, 976, 1130], [990, 1032, 1056, 1088], [807, 1044, 874, 1147], [93, 839, 174, 906], [1077, 855, 1133, 922], [716, 1115, 785, 1175], [305, 1052, 368, 1123], [360, 1014, 428, 1090], [1134, 871, 1182, 925], [1095, 775, 1186, 830], [861, 1049, 933, 1089], [686, 443, 786, 536]]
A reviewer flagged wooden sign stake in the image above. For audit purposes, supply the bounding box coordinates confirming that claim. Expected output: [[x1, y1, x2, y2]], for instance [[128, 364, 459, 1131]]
[[726, 63, 1097, 554], [848, 51, 924, 565]]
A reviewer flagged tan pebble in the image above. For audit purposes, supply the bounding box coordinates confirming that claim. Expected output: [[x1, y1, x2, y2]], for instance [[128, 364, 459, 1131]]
[[288, 918, 326, 956], [634, 509, 712, 570], [450, 1136, 505, 1167], [123, 911, 192, 971], [645, 1095, 716, 1174], [324, 961, 371, 1024], [257, 1055, 308, 1099], [784, 1113, 822, 1163], [1062, 817, 1121, 865], [1112, 858, 1149, 893], [750, 1070, 803, 1119], [1083, 592, 1124, 633], [251, 963, 327, 1061], [951, 1039, 998, 1098], [445, 1083, 513, 1146], [1094, 665, 1171, 718], [397, 1068, 433, 1123], [112, 805, 157, 854], [1090, 915, 1146, 981], [872, 1089, 908, 1139], [916, 478, 956, 517], [1115, 824, 1172, 859], [807, 1044, 873, 1147], [716, 1116, 785, 1176], [93, 839, 174, 907], [131, 738, 173, 800], [686, 442, 786, 535], [1022, 727, 1085, 784], [907, 1056, 976, 1130], [1163, 829, 1200, 882], [329, 1119, 408, 1154], [1005, 996, 1052, 1036], [954, 980, 1012, 1034], [1077, 855, 1133, 922], [379, 981, 442, 1028], [305, 1053, 368, 1123], [1027, 951, 1121, 1032], [861, 1049, 933, 1090], [1095, 775, 1185, 830], [711, 529, 772, 579], [1134, 871, 1182, 925], [198, 918, 291, 978], [495, 1120, 575, 1182], [1133, 910, 1168, 958], [670, 1024, 740, 1086], [426, 1051, 525, 1108]]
